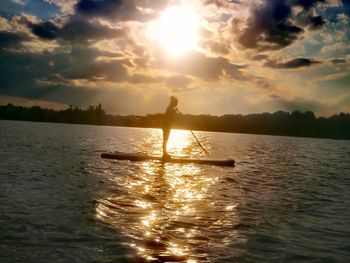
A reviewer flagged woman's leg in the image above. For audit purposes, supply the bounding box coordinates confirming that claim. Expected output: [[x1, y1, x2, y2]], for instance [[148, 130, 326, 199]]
[[162, 128, 170, 156]]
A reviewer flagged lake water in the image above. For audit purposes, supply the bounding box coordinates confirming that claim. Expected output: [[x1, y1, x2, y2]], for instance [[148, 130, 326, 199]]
[[0, 120, 349, 262]]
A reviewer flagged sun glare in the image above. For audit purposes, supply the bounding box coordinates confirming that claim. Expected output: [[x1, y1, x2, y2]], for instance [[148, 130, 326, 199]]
[[150, 5, 200, 56]]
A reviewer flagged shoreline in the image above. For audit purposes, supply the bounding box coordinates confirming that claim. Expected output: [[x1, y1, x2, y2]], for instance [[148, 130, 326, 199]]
[[1, 118, 348, 141]]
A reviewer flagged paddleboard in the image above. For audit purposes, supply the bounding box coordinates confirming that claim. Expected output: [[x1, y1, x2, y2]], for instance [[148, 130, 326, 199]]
[[101, 152, 235, 167]]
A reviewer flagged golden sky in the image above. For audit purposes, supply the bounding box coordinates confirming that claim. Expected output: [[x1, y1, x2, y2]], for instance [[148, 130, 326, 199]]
[[0, 0, 349, 116]]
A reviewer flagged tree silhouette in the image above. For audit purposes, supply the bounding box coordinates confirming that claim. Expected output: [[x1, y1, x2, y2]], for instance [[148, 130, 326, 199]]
[[0, 103, 349, 140]]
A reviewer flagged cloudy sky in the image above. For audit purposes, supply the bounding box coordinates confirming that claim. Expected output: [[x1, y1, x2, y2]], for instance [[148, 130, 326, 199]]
[[0, 0, 349, 115]]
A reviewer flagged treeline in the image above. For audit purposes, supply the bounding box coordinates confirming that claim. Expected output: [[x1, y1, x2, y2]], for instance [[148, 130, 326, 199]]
[[0, 104, 106, 125], [1, 104, 349, 140], [106, 111, 350, 140]]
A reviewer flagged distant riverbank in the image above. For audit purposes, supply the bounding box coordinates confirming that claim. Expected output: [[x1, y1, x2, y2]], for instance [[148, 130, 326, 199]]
[[1, 103, 349, 140]]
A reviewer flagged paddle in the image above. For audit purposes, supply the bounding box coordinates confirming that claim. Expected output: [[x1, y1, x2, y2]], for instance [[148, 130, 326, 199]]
[[190, 130, 209, 155], [176, 110, 209, 155]]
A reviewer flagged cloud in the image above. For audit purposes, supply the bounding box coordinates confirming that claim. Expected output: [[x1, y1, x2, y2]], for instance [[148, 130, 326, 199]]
[[315, 71, 350, 82], [0, 44, 125, 89], [0, 31, 29, 48], [308, 15, 326, 30], [200, 39, 230, 55], [343, 0, 350, 4], [74, 0, 164, 21], [254, 77, 271, 89], [75, 0, 123, 17], [330, 58, 346, 64], [237, 0, 301, 50], [29, 15, 128, 43], [11, 0, 26, 6], [154, 50, 247, 81], [292, 0, 326, 10], [0, 45, 126, 107], [204, 0, 241, 7], [43, 0, 78, 14], [265, 58, 320, 68], [0, 15, 39, 50], [236, 0, 327, 51], [152, 49, 273, 91], [272, 96, 326, 112], [0, 36, 194, 103], [31, 20, 58, 40], [317, 73, 350, 89], [320, 41, 350, 58], [250, 54, 269, 60], [164, 75, 193, 91], [338, 94, 350, 111]]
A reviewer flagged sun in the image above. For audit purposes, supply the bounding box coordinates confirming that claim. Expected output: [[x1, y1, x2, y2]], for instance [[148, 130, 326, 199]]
[[150, 5, 200, 56]]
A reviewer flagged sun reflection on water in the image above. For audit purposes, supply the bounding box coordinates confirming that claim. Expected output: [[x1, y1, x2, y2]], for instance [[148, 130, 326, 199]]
[[95, 129, 240, 261], [167, 129, 196, 157]]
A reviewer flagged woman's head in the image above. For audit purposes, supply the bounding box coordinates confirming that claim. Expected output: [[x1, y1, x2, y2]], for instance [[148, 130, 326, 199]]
[[170, 96, 178, 107]]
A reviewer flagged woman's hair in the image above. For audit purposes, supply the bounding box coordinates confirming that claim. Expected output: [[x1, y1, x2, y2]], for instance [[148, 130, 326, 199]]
[[170, 96, 178, 104]]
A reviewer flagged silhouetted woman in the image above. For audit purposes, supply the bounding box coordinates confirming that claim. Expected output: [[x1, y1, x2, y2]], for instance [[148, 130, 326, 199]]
[[162, 96, 179, 158]]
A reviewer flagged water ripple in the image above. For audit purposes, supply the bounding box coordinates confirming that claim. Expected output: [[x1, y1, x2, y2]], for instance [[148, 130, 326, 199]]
[[1, 121, 349, 262]]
